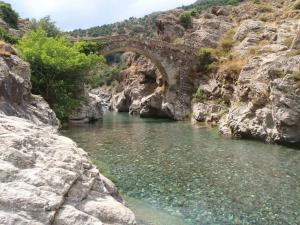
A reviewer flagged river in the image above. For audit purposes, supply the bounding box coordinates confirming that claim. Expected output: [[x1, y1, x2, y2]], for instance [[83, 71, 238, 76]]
[[62, 112, 300, 225]]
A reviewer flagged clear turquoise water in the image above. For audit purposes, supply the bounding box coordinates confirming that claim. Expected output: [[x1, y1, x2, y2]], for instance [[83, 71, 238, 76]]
[[62, 112, 300, 225]]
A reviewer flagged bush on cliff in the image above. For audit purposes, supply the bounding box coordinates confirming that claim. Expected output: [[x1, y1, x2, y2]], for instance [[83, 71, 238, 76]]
[[179, 11, 192, 29], [0, 27, 19, 44], [17, 29, 105, 121], [0, 1, 19, 28]]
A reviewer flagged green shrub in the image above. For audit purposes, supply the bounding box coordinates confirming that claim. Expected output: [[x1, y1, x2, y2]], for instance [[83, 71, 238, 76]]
[[173, 37, 184, 45], [190, 9, 198, 17], [29, 16, 61, 37], [226, 0, 239, 5], [215, 29, 236, 56], [197, 48, 215, 72], [86, 66, 122, 88], [0, 27, 19, 44], [17, 29, 105, 121], [0, 1, 18, 28], [74, 40, 104, 55], [179, 11, 192, 29], [294, 1, 300, 10], [192, 88, 205, 102]]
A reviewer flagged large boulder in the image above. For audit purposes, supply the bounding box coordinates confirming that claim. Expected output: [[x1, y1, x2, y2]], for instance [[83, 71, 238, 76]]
[[234, 20, 264, 41], [183, 15, 233, 48], [192, 102, 227, 124], [0, 116, 136, 225], [140, 92, 168, 118], [69, 93, 103, 123], [0, 53, 59, 126], [90, 87, 112, 110]]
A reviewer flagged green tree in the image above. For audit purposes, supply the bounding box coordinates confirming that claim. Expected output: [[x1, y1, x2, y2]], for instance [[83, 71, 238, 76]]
[[0, 1, 19, 28], [74, 40, 104, 55], [29, 16, 61, 37], [17, 29, 105, 121]]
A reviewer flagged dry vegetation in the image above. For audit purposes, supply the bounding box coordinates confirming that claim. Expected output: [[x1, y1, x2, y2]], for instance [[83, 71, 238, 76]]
[[0, 41, 16, 56], [293, 0, 300, 10], [292, 71, 300, 88]]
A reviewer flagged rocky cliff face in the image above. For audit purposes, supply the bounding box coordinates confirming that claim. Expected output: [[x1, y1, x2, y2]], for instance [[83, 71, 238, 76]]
[[0, 41, 58, 126], [100, 0, 300, 145], [0, 45, 136, 224], [105, 5, 235, 121], [190, 0, 300, 146], [110, 52, 170, 118], [69, 91, 103, 124]]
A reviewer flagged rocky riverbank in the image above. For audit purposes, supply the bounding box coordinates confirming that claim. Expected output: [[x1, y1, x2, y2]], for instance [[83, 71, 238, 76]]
[[94, 0, 300, 146], [190, 0, 300, 145], [0, 43, 136, 224]]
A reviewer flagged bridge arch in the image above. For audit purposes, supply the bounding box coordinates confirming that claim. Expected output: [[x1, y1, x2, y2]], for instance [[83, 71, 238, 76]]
[[101, 46, 169, 84], [72, 35, 200, 120]]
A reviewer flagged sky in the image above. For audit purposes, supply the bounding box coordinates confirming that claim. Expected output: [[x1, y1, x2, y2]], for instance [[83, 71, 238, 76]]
[[4, 0, 195, 31]]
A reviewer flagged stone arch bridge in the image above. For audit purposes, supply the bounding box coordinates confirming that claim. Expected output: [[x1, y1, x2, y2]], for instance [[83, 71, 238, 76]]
[[72, 35, 201, 120]]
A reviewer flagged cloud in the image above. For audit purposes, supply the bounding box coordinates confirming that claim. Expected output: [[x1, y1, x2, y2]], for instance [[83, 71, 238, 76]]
[[4, 0, 195, 31]]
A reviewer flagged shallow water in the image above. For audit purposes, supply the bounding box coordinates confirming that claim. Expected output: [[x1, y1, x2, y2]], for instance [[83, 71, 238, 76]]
[[62, 112, 300, 225]]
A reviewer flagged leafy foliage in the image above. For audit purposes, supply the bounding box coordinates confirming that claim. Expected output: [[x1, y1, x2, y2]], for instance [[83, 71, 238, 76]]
[[74, 40, 104, 55], [69, 14, 158, 38], [29, 16, 61, 37], [17, 29, 105, 121], [192, 88, 205, 102], [0, 27, 19, 44], [87, 66, 122, 88], [0, 1, 19, 28], [197, 48, 216, 72], [179, 11, 192, 29]]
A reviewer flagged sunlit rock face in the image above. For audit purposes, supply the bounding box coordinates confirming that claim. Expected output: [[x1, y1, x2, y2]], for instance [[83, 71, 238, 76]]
[[0, 52, 59, 126], [0, 116, 136, 225], [110, 52, 170, 119], [219, 53, 300, 145], [69, 92, 103, 123], [0, 45, 136, 225], [190, 0, 300, 145]]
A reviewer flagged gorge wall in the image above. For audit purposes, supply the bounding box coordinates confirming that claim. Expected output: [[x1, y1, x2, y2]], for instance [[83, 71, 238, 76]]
[[0, 42, 136, 224], [92, 0, 300, 146], [190, 0, 300, 145]]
